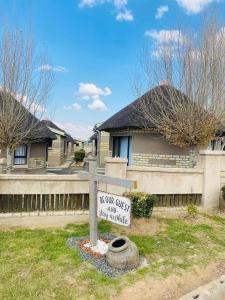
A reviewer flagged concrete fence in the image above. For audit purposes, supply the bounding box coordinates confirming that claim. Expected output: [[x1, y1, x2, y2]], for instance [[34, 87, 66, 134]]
[[0, 174, 90, 226], [1, 150, 225, 226], [103, 150, 225, 211], [0, 174, 89, 194]]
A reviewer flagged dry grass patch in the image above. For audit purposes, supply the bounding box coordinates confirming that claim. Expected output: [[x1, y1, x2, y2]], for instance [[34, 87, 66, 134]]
[[113, 217, 166, 236]]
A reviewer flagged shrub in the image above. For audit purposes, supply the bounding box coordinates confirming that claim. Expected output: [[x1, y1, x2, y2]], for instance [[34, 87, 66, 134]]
[[222, 185, 225, 201], [74, 149, 85, 162], [187, 203, 198, 217], [123, 192, 156, 218]]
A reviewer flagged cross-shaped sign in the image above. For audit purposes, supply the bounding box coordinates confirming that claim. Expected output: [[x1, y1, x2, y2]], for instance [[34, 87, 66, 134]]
[[78, 160, 137, 246]]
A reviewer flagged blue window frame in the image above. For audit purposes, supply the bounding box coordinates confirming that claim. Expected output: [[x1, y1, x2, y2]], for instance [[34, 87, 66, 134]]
[[112, 136, 132, 165]]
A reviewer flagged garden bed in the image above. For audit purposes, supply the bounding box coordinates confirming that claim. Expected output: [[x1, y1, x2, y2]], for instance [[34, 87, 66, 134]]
[[67, 234, 142, 277]]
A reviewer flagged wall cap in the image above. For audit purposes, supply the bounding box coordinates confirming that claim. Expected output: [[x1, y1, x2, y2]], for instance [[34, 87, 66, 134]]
[[105, 157, 128, 163], [0, 174, 88, 181], [85, 156, 97, 162], [127, 166, 203, 174], [199, 150, 225, 156]]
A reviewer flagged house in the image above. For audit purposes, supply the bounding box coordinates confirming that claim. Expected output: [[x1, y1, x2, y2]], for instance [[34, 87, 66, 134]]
[[98, 84, 198, 168], [0, 110, 56, 174], [41, 120, 74, 167]]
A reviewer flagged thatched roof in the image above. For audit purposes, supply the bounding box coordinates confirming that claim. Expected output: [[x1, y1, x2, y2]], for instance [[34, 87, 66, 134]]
[[27, 121, 57, 141], [41, 120, 74, 143], [89, 132, 97, 142], [65, 133, 74, 143], [0, 93, 56, 142], [99, 84, 188, 132], [41, 120, 64, 132]]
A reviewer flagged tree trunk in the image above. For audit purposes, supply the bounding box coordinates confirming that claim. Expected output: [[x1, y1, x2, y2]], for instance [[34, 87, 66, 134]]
[[189, 145, 198, 168], [6, 147, 12, 174]]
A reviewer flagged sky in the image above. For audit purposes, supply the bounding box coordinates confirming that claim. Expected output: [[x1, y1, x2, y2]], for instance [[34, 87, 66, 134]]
[[0, 0, 224, 140]]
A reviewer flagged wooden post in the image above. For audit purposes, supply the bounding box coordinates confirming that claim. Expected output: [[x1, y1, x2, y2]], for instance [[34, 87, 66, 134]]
[[88, 159, 98, 246]]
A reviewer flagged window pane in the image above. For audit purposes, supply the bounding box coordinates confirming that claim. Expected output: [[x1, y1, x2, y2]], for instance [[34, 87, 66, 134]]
[[14, 144, 27, 165], [113, 137, 120, 157], [120, 137, 128, 158], [14, 157, 26, 165]]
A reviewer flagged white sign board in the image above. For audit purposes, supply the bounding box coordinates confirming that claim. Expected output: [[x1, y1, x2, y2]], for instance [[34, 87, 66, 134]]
[[97, 191, 131, 227]]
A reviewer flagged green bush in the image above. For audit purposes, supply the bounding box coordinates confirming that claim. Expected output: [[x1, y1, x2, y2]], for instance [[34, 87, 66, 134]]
[[74, 149, 85, 162], [222, 185, 225, 201], [123, 192, 156, 218]]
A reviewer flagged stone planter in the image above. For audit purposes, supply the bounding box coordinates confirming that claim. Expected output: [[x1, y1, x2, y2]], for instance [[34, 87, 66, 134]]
[[106, 236, 139, 270]]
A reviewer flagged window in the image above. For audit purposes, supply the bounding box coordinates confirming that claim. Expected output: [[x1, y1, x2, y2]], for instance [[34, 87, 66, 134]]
[[14, 144, 28, 165], [112, 136, 132, 165]]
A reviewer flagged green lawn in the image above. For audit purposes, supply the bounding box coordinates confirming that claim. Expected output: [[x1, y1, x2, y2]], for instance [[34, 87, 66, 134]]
[[1, 213, 225, 300]]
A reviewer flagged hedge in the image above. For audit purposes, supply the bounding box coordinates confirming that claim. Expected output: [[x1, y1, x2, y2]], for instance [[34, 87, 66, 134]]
[[74, 149, 85, 162], [123, 191, 156, 218]]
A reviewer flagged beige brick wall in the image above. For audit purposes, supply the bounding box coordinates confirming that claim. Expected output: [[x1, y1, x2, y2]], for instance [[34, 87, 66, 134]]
[[28, 143, 47, 170], [132, 153, 191, 168], [108, 131, 198, 168], [47, 135, 66, 167], [97, 131, 110, 166]]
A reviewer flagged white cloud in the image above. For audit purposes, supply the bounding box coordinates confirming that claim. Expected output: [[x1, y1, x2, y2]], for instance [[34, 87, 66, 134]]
[[76, 82, 111, 111], [116, 9, 133, 21], [72, 103, 82, 111], [64, 102, 82, 111], [79, 0, 103, 7], [155, 5, 169, 19], [88, 98, 108, 111], [79, 0, 128, 8], [54, 121, 93, 140], [145, 29, 185, 44], [151, 45, 175, 58], [175, 0, 217, 14], [114, 0, 128, 9], [79, 0, 133, 22], [78, 83, 111, 98], [37, 64, 68, 72], [145, 29, 186, 59]]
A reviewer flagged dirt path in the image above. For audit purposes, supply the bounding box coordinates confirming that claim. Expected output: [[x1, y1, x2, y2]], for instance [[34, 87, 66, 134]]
[[113, 261, 225, 300]]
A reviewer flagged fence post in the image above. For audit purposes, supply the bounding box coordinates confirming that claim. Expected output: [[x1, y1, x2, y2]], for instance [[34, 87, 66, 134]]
[[86, 157, 98, 246], [105, 157, 128, 195], [199, 150, 225, 211], [0, 158, 4, 174]]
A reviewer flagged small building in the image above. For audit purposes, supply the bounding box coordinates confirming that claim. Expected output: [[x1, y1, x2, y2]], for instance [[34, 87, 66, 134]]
[[74, 139, 84, 151], [0, 118, 56, 174], [98, 84, 198, 168], [41, 120, 74, 167]]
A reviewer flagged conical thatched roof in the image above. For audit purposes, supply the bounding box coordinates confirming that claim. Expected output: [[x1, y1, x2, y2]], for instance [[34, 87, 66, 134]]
[[99, 85, 188, 132]]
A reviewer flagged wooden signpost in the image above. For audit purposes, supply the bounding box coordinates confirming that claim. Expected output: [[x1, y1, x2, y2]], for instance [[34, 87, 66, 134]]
[[78, 160, 137, 247]]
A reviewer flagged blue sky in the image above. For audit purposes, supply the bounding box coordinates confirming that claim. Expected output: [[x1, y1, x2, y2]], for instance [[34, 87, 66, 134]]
[[0, 0, 224, 140]]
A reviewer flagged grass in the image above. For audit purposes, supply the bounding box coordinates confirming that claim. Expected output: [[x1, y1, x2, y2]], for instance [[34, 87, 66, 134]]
[[1, 214, 225, 299]]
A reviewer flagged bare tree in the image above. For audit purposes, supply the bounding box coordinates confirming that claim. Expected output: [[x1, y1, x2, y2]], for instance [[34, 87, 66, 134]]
[[0, 28, 53, 173], [135, 17, 225, 165]]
